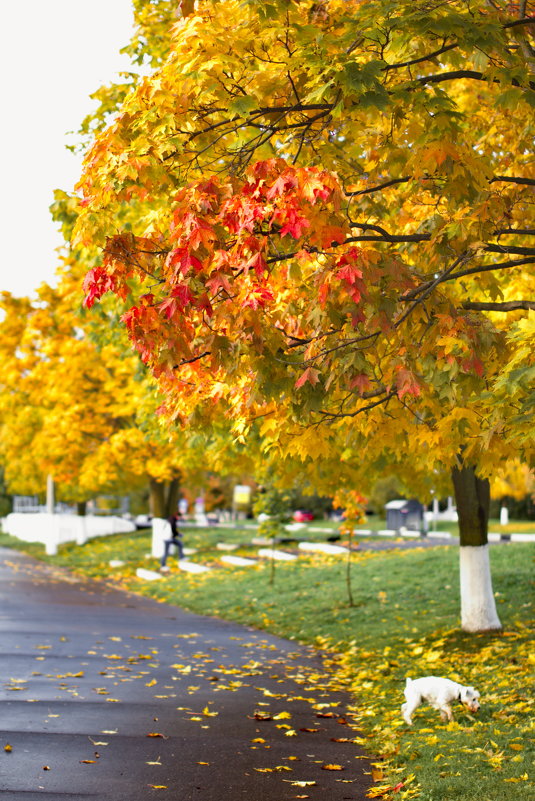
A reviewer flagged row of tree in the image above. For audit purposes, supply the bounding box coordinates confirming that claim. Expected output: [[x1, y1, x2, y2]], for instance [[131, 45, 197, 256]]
[[1, 1, 533, 633]]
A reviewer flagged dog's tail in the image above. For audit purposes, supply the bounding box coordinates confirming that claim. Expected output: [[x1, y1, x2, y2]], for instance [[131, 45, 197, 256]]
[[404, 677, 413, 687]]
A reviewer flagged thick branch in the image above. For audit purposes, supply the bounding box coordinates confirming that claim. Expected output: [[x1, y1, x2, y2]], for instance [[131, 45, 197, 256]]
[[489, 176, 535, 185], [462, 300, 535, 312], [418, 70, 535, 90], [485, 244, 535, 255]]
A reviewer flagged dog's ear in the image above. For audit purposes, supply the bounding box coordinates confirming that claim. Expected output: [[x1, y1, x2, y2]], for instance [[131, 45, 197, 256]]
[[462, 686, 478, 700]]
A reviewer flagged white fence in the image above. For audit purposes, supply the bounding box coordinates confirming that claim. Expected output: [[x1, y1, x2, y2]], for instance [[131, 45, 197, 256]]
[[2, 513, 136, 555]]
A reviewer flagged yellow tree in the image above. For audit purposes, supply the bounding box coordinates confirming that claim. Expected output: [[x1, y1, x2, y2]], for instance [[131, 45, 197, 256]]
[[0, 273, 193, 517], [76, 0, 534, 630]]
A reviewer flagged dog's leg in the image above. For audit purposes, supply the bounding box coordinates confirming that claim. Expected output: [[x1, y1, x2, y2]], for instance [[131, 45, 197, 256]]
[[439, 703, 453, 722], [401, 698, 418, 726]]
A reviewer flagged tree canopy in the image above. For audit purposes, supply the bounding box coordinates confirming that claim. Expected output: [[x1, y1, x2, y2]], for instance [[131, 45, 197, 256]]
[[77, 0, 534, 496]]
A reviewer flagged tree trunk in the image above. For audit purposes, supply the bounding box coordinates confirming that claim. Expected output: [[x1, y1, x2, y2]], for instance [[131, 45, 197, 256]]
[[150, 478, 181, 520], [451, 463, 502, 632], [77, 501, 87, 517]]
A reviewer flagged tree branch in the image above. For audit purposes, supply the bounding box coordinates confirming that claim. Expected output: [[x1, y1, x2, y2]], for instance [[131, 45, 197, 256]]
[[401, 257, 535, 301], [173, 351, 211, 368], [485, 244, 535, 255], [417, 69, 535, 91], [346, 176, 411, 197], [462, 300, 535, 312], [489, 175, 535, 185], [316, 391, 396, 421]]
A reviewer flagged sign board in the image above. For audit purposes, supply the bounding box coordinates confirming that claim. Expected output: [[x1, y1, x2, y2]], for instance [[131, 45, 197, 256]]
[[233, 485, 252, 505]]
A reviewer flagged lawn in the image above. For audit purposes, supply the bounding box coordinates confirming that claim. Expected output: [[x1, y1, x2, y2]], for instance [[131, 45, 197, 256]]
[[0, 525, 533, 801]]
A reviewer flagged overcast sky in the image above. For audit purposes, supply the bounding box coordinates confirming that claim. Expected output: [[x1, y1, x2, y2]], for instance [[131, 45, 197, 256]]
[[0, 1, 136, 297]]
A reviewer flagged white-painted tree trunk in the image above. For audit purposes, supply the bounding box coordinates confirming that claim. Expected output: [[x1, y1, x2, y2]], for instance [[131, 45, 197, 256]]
[[459, 545, 502, 632]]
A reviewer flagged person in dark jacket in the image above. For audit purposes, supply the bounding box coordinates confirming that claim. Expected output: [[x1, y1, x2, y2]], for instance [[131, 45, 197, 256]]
[[160, 514, 184, 568]]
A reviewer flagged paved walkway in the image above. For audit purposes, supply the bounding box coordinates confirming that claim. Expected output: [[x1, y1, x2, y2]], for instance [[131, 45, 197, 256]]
[[0, 548, 371, 801]]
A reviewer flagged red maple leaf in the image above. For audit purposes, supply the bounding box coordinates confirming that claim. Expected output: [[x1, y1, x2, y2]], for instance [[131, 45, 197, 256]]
[[295, 367, 320, 389], [242, 285, 274, 310]]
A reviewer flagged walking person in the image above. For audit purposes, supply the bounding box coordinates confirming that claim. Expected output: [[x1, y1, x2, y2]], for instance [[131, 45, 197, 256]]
[[160, 513, 184, 570]]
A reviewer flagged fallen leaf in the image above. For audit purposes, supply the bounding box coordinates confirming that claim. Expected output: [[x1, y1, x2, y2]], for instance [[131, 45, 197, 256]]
[[4, 744, 12, 753], [251, 712, 273, 721], [146, 733, 167, 739], [322, 764, 344, 771], [283, 780, 317, 787]]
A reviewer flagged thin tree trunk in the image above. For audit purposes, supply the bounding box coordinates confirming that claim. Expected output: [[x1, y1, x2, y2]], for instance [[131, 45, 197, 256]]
[[76, 501, 87, 517], [451, 463, 502, 632]]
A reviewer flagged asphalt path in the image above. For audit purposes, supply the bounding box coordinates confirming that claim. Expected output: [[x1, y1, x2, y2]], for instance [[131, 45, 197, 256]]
[[0, 547, 372, 800]]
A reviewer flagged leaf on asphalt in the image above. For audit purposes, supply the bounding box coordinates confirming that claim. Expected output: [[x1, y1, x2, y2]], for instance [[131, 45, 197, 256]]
[[146, 732, 167, 738], [283, 780, 317, 786], [80, 759, 97, 764], [322, 763, 344, 770], [148, 785, 168, 789], [4, 744, 12, 752]]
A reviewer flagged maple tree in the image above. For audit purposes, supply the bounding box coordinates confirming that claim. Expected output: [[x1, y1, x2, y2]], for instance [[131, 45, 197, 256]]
[[77, 0, 534, 630]]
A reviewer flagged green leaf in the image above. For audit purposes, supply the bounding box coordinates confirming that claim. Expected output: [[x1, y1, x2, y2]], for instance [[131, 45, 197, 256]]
[[229, 95, 258, 117]]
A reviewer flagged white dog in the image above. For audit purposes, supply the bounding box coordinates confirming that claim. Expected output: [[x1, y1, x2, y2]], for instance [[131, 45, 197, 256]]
[[402, 676, 480, 725]]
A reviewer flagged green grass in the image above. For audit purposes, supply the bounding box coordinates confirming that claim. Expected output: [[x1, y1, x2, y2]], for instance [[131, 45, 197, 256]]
[[0, 526, 533, 801]]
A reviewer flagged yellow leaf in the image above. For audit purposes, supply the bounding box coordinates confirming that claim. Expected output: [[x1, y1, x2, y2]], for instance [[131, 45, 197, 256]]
[[322, 764, 344, 771]]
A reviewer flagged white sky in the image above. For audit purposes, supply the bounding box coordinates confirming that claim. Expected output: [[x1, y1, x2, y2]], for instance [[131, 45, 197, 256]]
[[0, 1, 137, 297]]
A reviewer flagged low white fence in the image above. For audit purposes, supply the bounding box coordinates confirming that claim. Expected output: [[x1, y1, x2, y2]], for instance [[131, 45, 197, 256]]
[[2, 513, 136, 556]]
